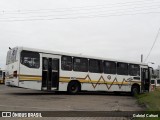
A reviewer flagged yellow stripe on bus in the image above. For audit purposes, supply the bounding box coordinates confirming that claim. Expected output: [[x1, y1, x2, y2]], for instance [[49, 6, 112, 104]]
[[59, 78, 130, 85], [17, 75, 141, 86], [19, 78, 42, 81], [18, 74, 42, 81]]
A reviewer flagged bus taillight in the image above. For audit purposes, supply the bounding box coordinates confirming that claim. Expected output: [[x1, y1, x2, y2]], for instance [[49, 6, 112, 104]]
[[13, 71, 17, 78]]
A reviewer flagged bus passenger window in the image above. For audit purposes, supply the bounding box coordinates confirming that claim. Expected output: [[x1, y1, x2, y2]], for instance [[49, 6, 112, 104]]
[[61, 56, 72, 71], [129, 64, 140, 76], [21, 51, 40, 68], [104, 61, 116, 74], [117, 62, 128, 75], [89, 59, 103, 73], [73, 57, 88, 72]]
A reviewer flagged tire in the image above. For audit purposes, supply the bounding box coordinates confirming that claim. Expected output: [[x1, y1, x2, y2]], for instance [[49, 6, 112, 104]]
[[131, 86, 140, 96], [67, 81, 81, 94]]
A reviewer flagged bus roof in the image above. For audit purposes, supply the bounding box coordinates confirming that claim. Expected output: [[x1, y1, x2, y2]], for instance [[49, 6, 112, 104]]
[[14, 46, 147, 66]]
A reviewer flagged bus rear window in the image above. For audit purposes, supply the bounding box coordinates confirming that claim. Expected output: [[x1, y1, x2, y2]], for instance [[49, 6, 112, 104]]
[[6, 48, 17, 65], [21, 51, 40, 68]]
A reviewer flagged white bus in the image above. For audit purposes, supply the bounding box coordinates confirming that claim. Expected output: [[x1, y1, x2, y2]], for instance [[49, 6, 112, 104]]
[[0, 70, 5, 84], [5, 46, 152, 95]]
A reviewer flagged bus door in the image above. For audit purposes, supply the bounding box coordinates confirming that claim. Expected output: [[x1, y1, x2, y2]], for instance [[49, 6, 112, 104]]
[[3, 71, 5, 83], [42, 57, 59, 91], [141, 67, 150, 92]]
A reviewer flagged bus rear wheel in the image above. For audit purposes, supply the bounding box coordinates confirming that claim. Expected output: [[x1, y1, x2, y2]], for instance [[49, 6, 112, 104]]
[[131, 86, 140, 96], [67, 81, 81, 94]]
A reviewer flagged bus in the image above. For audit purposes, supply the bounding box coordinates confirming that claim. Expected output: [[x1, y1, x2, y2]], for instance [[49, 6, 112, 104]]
[[5, 46, 152, 95], [0, 70, 5, 84]]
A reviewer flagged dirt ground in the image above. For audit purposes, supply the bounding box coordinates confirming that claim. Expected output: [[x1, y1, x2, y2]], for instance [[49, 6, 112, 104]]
[[0, 84, 144, 120]]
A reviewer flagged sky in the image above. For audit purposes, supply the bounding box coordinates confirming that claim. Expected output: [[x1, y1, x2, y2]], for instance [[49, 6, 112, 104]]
[[0, 0, 160, 69]]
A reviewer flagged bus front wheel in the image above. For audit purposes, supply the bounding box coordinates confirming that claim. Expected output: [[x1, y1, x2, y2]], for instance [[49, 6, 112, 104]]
[[67, 81, 81, 94]]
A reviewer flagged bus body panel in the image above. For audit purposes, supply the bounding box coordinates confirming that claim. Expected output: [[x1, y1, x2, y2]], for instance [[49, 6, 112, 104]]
[[19, 53, 42, 90], [5, 47, 20, 86], [19, 81, 42, 90], [5, 62, 19, 86], [59, 82, 68, 91]]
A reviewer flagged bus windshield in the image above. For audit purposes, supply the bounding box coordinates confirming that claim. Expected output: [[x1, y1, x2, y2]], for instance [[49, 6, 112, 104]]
[[6, 48, 18, 65]]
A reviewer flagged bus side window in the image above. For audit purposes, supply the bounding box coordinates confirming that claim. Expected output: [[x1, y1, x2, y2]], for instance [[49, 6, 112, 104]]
[[129, 64, 140, 76], [104, 61, 116, 74], [89, 59, 103, 73], [21, 51, 40, 69], [61, 56, 72, 71], [117, 62, 128, 75], [73, 57, 88, 72]]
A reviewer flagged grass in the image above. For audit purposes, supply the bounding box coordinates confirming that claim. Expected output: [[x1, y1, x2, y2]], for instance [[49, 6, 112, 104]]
[[135, 88, 160, 120], [136, 88, 160, 111]]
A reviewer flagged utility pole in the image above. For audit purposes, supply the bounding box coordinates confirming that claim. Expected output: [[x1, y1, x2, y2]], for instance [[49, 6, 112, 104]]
[[141, 54, 143, 63]]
